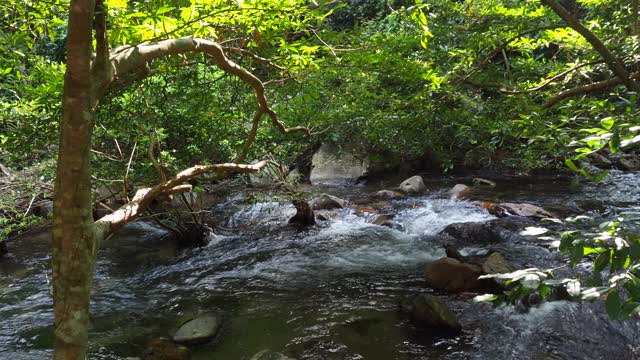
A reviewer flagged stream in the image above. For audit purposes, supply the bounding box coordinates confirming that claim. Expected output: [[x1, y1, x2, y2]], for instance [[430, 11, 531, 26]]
[[2, 171, 640, 359]]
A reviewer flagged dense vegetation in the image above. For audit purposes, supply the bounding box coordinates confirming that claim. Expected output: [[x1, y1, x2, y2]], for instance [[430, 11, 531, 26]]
[[2, 0, 640, 357], [3, 0, 640, 177]]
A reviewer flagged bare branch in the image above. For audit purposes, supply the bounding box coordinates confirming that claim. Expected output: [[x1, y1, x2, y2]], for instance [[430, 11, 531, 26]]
[[96, 160, 268, 233], [546, 71, 640, 107], [465, 60, 604, 94]]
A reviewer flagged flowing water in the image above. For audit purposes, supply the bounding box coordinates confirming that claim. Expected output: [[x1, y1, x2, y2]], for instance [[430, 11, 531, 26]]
[[2, 171, 640, 359]]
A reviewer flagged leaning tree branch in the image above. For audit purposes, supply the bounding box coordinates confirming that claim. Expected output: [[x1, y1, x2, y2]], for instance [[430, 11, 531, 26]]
[[465, 60, 604, 94], [95, 160, 269, 235], [540, 0, 639, 92], [546, 71, 640, 107], [106, 36, 310, 137]]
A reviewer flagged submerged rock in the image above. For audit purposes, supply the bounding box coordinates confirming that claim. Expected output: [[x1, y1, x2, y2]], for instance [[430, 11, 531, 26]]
[[398, 175, 426, 195], [472, 177, 496, 187], [143, 337, 190, 360], [250, 350, 296, 360], [289, 199, 315, 226], [310, 144, 369, 185], [312, 194, 347, 210], [443, 244, 466, 263], [589, 152, 613, 169], [435, 217, 535, 247], [423, 257, 482, 293], [498, 202, 554, 218], [482, 252, 515, 275], [448, 184, 474, 200], [172, 314, 220, 345], [403, 294, 462, 333], [375, 189, 405, 199], [618, 154, 640, 171]]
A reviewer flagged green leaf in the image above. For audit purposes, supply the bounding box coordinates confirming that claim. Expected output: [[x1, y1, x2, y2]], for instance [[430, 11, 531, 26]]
[[539, 284, 551, 299], [609, 130, 621, 154], [606, 289, 621, 319], [569, 243, 584, 267], [620, 301, 640, 318], [611, 249, 630, 272], [594, 250, 611, 273], [600, 117, 614, 130], [565, 158, 578, 171]]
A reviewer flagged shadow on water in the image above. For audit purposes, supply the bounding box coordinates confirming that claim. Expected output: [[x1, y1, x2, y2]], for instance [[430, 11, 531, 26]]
[[1, 171, 640, 359]]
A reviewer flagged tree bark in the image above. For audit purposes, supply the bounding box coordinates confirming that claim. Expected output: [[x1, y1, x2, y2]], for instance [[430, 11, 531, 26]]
[[52, 0, 98, 358], [540, 0, 639, 92]]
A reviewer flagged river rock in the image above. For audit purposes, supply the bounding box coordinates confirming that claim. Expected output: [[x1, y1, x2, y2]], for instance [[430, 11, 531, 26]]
[[312, 194, 347, 210], [398, 176, 426, 194], [405, 294, 462, 333], [286, 168, 301, 183], [250, 350, 296, 360], [143, 337, 190, 360], [472, 177, 496, 187], [436, 217, 535, 247], [172, 314, 220, 345], [375, 189, 405, 199], [448, 184, 474, 200], [33, 199, 54, 217], [444, 244, 466, 263], [249, 170, 274, 187], [482, 252, 515, 275], [289, 199, 315, 226], [423, 257, 482, 292], [618, 155, 640, 171], [589, 152, 613, 169], [498, 202, 554, 218], [310, 144, 369, 185]]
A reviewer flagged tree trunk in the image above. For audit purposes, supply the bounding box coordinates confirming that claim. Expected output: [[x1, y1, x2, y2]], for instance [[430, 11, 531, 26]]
[[52, 0, 100, 359]]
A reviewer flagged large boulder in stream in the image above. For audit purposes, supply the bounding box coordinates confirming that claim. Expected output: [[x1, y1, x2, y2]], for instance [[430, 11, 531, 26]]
[[310, 144, 369, 185], [312, 194, 347, 210], [423, 257, 483, 293], [402, 294, 462, 334], [172, 314, 220, 345], [398, 175, 426, 195], [448, 184, 474, 200], [435, 217, 536, 247]]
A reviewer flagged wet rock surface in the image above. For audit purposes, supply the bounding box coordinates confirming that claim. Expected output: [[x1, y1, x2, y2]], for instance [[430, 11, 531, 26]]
[[309, 144, 369, 185], [312, 194, 347, 210], [398, 175, 427, 194], [402, 294, 462, 333], [172, 314, 220, 345], [423, 257, 483, 293]]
